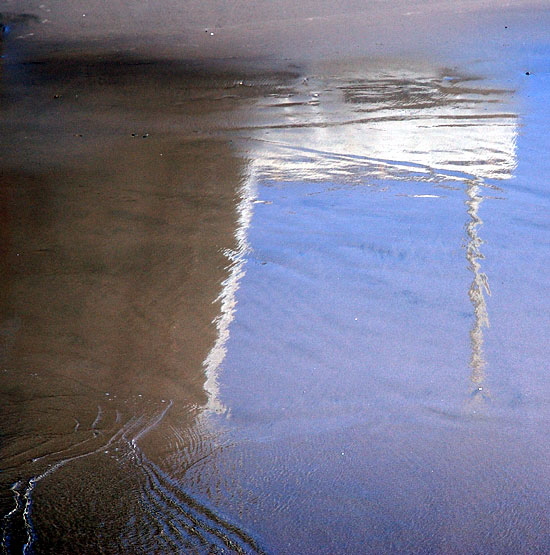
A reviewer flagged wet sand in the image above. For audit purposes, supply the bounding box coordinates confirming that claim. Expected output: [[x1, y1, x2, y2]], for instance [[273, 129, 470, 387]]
[[0, 54, 295, 552], [1, 2, 550, 553]]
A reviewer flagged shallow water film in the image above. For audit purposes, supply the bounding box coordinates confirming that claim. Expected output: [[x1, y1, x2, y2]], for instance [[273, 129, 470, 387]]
[[1, 4, 550, 554]]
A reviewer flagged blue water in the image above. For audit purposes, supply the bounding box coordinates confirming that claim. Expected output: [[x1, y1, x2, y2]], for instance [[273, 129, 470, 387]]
[[198, 53, 550, 554]]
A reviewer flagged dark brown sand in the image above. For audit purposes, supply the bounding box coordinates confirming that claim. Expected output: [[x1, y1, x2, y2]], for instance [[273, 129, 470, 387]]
[[0, 55, 289, 551]]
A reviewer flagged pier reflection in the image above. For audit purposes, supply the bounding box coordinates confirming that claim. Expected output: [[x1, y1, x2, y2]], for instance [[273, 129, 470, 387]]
[[248, 61, 517, 182], [246, 60, 517, 409], [465, 179, 492, 403]]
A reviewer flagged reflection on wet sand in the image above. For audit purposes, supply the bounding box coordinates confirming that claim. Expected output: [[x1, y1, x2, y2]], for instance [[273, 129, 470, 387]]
[[465, 179, 491, 404], [196, 57, 548, 554], [248, 62, 517, 182], [0, 48, 532, 553], [246, 60, 516, 410], [202, 164, 256, 415]]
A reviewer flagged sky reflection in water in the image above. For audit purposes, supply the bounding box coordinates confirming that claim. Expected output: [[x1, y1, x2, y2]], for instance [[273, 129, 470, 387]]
[[199, 61, 549, 552]]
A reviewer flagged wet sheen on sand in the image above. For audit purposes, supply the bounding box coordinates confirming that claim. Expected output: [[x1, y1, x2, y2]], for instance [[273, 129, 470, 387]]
[[1, 6, 550, 554]]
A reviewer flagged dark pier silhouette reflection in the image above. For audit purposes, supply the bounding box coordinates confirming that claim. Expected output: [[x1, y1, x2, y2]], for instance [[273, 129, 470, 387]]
[[0, 49, 288, 553]]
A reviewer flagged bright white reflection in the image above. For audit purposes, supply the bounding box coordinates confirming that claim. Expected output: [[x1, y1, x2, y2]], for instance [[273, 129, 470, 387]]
[[249, 62, 517, 183], [465, 177, 494, 407], [203, 167, 257, 414]]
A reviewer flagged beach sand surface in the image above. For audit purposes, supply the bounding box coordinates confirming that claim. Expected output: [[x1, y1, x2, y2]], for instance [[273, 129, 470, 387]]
[[1, 1, 549, 553]]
